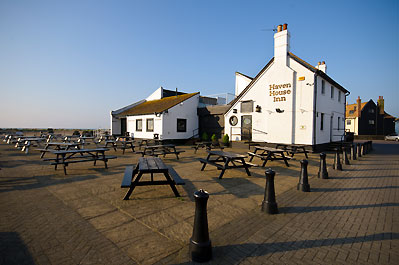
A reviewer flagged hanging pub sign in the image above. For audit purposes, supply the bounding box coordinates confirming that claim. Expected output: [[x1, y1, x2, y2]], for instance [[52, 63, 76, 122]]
[[269, 83, 292, 102]]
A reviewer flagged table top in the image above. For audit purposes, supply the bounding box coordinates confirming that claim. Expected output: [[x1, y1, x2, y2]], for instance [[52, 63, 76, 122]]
[[138, 157, 167, 172], [275, 143, 307, 148], [52, 148, 109, 154], [207, 150, 247, 159], [254, 146, 285, 152], [23, 137, 46, 141], [45, 142, 80, 146], [144, 144, 175, 149]]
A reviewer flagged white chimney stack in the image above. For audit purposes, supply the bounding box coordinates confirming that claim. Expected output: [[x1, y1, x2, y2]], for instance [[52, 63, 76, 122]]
[[316, 61, 327, 73], [274, 23, 290, 66]]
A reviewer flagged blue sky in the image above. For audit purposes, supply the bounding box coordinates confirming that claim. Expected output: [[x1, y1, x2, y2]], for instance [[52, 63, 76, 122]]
[[0, 0, 398, 129]]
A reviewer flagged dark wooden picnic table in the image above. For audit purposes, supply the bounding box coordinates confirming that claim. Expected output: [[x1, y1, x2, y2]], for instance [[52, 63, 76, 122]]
[[192, 141, 224, 153], [16, 137, 46, 154], [198, 150, 255, 179], [37, 142, 81, 158], [121, 157, 185, 200], [275, 143, 309, 158], [44, 147, 116, 175], [137, 144, 184, 159], [248, 146, 290, 167]]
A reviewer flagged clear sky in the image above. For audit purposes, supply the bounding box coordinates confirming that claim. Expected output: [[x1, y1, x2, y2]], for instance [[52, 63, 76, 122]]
[[1, 0, 398, 129]]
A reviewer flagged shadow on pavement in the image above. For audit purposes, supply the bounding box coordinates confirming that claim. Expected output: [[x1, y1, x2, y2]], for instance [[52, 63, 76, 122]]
[[0, 232, 36, 265], [279, 202, 399, 214]]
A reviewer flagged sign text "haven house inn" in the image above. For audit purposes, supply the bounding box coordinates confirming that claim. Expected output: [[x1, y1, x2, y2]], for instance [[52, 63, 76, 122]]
[[269, 83, 292, 102]]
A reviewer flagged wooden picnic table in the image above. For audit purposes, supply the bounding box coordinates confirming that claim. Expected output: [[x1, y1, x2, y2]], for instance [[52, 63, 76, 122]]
[[44, 147, 117, 175], [16, 137, 46, 154], [37, 142, 82, 158], [137, 144, 184, 159], [192, 141, 224, 153], [198, 150, 255, 179], [121, 157, 185, 200], [248, 146, 290, 167], [275, 143, 309, 158]]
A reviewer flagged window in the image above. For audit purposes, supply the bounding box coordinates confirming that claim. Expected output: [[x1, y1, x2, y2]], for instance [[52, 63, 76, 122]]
[[321, 80, 325, 94], [338, 117, 340, 130], [241, 100, 253, 113], [349, 110, 355, 114], [330, 86, 334, 99], [320, 113, 324, 130], [347, 120, 351, 125], [369, 120, 375, 125], [177, 119, 187, 132], [136, 119, 142, 131], [369, 108, 375, 113], [146, 118, 154, 132], [338, 91, 341, 102]]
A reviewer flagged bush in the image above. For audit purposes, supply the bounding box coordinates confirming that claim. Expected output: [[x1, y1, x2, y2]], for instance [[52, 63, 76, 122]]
[[201, 132, 209, 141], [222, 134, 229, 144], [72, 130, 80, 136], [211, 134, 217, 142]]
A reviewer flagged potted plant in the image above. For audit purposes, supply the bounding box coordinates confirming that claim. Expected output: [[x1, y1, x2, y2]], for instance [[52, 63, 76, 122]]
[[211, 134, 218, 144], [222, 134, 230, 147], [201, 132, 209, 142]]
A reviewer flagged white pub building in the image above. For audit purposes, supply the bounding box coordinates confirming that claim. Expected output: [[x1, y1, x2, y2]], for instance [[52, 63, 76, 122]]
[[225, 24, 349, 149]]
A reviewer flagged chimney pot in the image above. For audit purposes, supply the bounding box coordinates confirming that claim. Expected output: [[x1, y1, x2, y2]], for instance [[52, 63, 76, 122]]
[[283, 23, 288, 30], [322, 61, 325, 65], [318, 61, 321, 66], [277, 25, 282, 32]]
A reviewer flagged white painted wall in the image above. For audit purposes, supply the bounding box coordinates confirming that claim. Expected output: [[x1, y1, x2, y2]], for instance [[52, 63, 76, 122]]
[[146, 87, 163, 100], [124, 94, 199, 140], [235, 72, 252, 96], [111, 115, 121, 135], [345, 117, 358, 135]]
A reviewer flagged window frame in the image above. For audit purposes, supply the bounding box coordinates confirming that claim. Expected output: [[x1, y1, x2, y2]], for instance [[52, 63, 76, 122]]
[[240, 100, 253, 113], [347, 119, 351, 125], [330, 85, 334, 99], [321, 80, 325, 94], [146, 118, 154, 132], [176, 118, 187, 133], [320, 113, 324, 131], [136, 119, 142, 132]]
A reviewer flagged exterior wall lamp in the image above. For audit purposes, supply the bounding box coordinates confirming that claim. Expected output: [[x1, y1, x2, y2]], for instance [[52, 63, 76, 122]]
[[233, 109, 238, 113], [276, 108, 284, 113], [256, 105, 262, 112]]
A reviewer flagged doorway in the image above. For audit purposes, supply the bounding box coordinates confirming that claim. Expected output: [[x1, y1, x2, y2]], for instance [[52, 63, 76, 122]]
[[241, 115, 252, 141], [121, 118, 127, 136]]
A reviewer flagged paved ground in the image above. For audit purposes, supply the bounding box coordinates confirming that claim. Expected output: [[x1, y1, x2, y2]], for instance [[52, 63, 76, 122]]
[[0, 139, 398, 264]]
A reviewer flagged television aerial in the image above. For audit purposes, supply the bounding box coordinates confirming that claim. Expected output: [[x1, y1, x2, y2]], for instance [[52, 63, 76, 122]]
[[261, 25, 277, 32]]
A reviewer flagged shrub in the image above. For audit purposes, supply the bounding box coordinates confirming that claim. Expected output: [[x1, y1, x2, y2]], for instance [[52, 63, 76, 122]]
[[211, 134, 217, 142], [222, 134, 229, 144], [201, 132, 209, 141], [72, 130, 80, 136]]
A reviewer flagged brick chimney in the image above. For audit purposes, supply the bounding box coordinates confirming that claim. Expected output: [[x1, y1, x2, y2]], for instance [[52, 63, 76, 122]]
[[356, 96, 361, 118], [274, 23, 290, 66], [377, 96, 384, 115]]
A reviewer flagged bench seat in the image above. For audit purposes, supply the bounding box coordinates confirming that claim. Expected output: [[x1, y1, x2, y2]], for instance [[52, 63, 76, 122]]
[[198, 158, 225, 169], [166, 166, 185, 185], [121, 165, 135, 188]]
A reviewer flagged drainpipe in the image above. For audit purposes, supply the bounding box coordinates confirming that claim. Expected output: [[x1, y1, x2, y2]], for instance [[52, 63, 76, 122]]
[[312, 74, 318, 151]]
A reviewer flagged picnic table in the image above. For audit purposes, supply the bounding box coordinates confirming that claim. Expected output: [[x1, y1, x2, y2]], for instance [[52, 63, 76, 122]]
[[192, 141, 224, 154], [63, 135, 80, 143], [43, 147, 117, 175], [37, 142, 82, 158], [198, 150, 255, 179], [121, 156, 185, 200], [16, 137, 46, 154], [137, 144, 184, 159], [275, 143, 309, 158], [248, 146, 290, 167]]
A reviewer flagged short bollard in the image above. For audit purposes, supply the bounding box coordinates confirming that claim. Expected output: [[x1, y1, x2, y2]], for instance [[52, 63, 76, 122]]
[[190, 189, 212, 262], [362, 143, 366, 155], [297, 160, 310, 192], [261, 169, 278, 214], [344, 147, 350, 165], [318, 152, 328, 179], [352, 144, 357, 160], [357, 143, 362, 158], [369, 141, 373, 151], [333, 149, 343, 171]]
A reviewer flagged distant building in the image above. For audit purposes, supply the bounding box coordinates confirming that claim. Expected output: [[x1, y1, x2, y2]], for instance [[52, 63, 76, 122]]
[[111, 87, 200, 140], [345, 96, 395, 136], [224, 24, 349, 148]]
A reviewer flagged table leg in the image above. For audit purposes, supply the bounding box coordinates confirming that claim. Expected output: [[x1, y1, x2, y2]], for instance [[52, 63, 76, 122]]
[[241, 158, 251, 176], [124, 172, 142, 200], [218, 158, 229, 179], [262, 153, 272, 167], [163, 172, 180, 197], [282, 153, 290, 167]]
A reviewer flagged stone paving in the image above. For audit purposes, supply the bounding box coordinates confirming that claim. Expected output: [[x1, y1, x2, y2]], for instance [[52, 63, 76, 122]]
[[0, 139, 398, 264]]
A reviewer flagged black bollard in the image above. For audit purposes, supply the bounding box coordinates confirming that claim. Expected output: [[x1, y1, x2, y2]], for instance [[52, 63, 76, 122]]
[[190, 189, 212, 262], [362, 143, 366, 155], [318, 152, 329, 179], [344, 146, 350, 165], [333, 149, 343, 170], [357, 143, 362, 158], [352, 144, 357, 160], [369, 141, 373, 151], [261, 169, 278, 214], [298, 160, 310, 192]]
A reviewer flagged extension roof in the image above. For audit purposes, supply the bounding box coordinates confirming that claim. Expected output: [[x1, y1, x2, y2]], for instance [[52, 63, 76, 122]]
[[116, 92, 199, 117], [227, 53, 348, 112]]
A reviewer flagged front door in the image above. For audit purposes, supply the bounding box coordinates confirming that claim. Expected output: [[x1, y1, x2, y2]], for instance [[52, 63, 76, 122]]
[[121, 118, 127, 136], [241, 115, 252, 141]]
